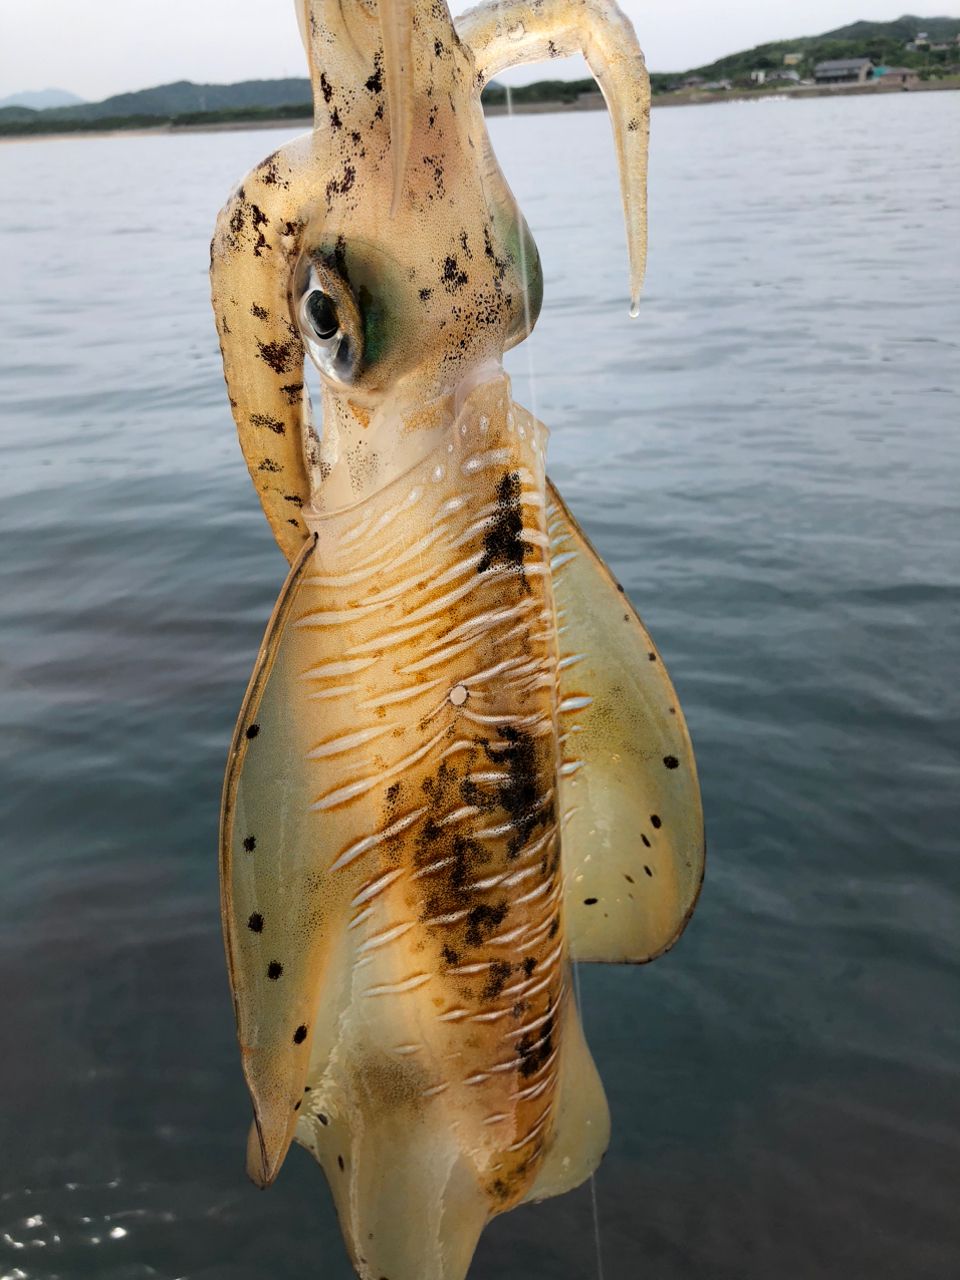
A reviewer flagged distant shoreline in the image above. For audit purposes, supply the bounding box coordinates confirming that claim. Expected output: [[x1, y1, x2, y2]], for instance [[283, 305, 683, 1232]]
[[2, 76, 958, 144]]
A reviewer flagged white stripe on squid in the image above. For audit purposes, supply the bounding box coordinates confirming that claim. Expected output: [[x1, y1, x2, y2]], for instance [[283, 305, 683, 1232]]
[[357, 921, 415, 954], [350, 867, 404, 908], [330, 806, 427, 872], [363, 972, 431, 997], [308, 723, 396, 760], [310, 724, 447, 811]]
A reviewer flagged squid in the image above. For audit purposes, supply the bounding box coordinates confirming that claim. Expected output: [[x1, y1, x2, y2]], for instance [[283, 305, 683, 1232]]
[[210, 1, 704, 1277]]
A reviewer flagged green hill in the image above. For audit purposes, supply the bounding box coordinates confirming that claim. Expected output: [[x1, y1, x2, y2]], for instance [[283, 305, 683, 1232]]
[[660, 14, 960, 87], [823, 14, 960, 41], [34, 78, 312, 122], [1, 15, 958, 138]]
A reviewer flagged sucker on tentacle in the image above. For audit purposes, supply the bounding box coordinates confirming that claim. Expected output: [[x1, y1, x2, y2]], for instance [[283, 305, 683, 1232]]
[[211, 2, 703, 1278]]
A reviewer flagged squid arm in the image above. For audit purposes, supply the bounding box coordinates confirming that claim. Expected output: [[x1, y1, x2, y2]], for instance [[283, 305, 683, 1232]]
[[210, 137, 314, 562], [456, 0, 650, 312]]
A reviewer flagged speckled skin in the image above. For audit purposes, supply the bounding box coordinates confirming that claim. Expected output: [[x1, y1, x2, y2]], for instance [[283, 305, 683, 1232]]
[[211, 3, 697, 1279]]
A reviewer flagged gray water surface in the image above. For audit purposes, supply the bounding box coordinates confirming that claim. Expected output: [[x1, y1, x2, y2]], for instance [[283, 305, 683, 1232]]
[[1, 91, 958, 1279]]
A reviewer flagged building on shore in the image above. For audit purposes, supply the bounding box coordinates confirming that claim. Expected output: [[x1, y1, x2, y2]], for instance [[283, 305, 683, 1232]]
[[814, 58, 874, 85], [874, 66, 920, 87]]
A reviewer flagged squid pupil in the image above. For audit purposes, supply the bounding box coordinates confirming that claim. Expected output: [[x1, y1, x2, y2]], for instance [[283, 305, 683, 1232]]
[[307, 290, 339, 340]]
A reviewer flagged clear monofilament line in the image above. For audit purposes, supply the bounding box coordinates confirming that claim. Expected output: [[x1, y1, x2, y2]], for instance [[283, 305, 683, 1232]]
[[572, 957, 607, 1280], [508, 41, 603, 1280]]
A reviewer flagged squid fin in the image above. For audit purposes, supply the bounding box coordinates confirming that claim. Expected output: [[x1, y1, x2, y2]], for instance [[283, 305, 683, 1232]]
[[220, 534, 362, 1186], [546, 479, 705, 964]]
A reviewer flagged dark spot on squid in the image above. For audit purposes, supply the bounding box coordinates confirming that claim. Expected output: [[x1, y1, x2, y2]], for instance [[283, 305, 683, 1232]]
[[441, 254, 468, 290], [644, 865, 654, 877], [584, 897, 598, 906], [250, 303, 269, 320], [247, 723, 260, 739], [257, 339, 296, 374], [419, 287, 433, 301], [330, 107, 342, 130], [664, 755, 679, 769], [267, 961, 284, 979], [478, 472, 525, 576], [250, 412, 285, 435], [293, 1025, 308, 1044], [481, 724, 551, 856], [249, 203, 270, 257], [365, 59, 383, 94], [243, 835, 257, 852], [648, 652, 657, 662], [651, 814, 662, 828], [326, 164, 357, 207], [338, 1154, 345, 1171], [523, 956, 536, 976], [641, 834, 651, 848], [465, 901, 508, 947], [259, 458, 282, 473], [516, 1014, 554, 1078], [483, 959, 511, 999], [294, 1100, 301, 1111], [319, 73, 334, 103], [318, 1112, 328, 1125], [248, 912, 264, 932]]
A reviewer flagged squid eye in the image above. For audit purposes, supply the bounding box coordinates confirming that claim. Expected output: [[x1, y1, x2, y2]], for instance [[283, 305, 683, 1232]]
[[296, 261, 363, 386], [306, 290, 339, 341]]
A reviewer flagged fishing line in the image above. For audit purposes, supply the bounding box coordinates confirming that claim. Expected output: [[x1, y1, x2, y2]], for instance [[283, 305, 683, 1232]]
[[572, 952, 607, 1280], [505, 59, 606, 1280]]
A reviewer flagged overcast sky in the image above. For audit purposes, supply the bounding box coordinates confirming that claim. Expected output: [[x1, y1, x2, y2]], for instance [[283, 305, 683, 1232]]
[[2, 1, 958, 100]]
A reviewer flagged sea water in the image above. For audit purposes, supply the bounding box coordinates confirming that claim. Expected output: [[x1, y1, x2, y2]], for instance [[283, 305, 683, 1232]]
[[1, 90, 958, 1279]]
